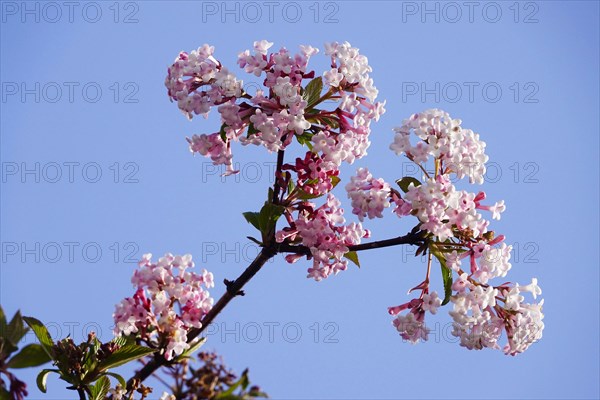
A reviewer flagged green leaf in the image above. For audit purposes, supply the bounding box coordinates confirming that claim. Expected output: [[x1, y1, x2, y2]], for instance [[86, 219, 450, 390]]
[[302, 77, 323, 108], [0, 338, 17, 359], [89, 376, 111, 400], [22, 317, 54, 359], [97, 344, 155, 371], [247, 123, 259, 137], [287, 178, 295, 194], [4, 311, 28, 348], [219, 123, 228, 142], [0, 384, 10, 400], [429, 245, 453, 306], [0, 306, 7, 336], [344, 251, 360, 268], [174, 337, 207, 362], [102, 372, 126, 389], [319, 115, 339, 129], [242, 212, 261, 231], [296, 190, 320, 200], [437, 246, 467, 254], [330, 175, 341, 190], [36, 369, 60, 393], [6, 344, 51, 369], [110, 335, 129, 348], [296, 175, 341, 200], [295, 131, 314, 149], [215, 369, 250, 398], [239, 369, 250, 390], [396, 177, 421, 193], [257, 203, 285, 242]]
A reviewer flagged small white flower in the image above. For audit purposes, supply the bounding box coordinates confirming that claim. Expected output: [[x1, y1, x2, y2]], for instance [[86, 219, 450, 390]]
[[421, 292, 442, 314]]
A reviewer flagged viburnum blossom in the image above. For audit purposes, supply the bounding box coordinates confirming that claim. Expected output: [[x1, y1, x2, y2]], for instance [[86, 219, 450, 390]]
[[165, 40, 544, 357], [113, 253, 214, 361], [345, 167, 391, 221], [284, 152, 339, 198], [324, 41, 378, 101], [393, 312, 429, 344], [276, 194, 368, 281], [166, 41, 385, 282], [165, 40, 385, 176], [388, 292, 441, 344], [449, 278, 544, 355], [165, 44, 243, 120], [400, 175, 507, 241], [390, 109, 488, 184], [384, 109, 544, 355]]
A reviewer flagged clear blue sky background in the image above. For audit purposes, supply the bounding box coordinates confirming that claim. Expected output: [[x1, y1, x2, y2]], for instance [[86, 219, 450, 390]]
[[1, 1, 599, 399]]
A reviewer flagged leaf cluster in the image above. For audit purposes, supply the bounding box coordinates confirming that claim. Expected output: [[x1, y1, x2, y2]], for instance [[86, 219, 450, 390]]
[[22, 316, 154, 400]]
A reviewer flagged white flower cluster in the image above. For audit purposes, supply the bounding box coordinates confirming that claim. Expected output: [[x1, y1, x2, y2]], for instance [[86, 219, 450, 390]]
[[165, 44, 243, 120], [390, 109, 489, 184], [450, 278, 543, 355], [114, 253, 214, 360], [345, 167, 391, 221], [403, 175, 505, 241], [324, 41, 379, 101], [447, 241, 512, 284]]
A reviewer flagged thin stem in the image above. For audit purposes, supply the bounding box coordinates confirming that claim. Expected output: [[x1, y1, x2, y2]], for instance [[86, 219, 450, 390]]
[[272, 150, 285, 204], [277, 230, 424, 255], [350, 232, 424, 252], [418, 162, 431, 179], [425, 252, 433, 285], [77, 388, 86, 400], [433, 242, 463, 247]]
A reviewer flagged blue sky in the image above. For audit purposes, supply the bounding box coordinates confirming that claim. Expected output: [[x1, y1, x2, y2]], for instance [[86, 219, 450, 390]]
[[1, 1, 599, 399]]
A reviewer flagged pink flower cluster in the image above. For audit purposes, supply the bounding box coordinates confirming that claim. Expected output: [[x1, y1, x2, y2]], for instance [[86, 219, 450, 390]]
[[237, 41, 318, 153], [401, 175, 505, 241], [172, 41, 387, 282], [113, 253, 214, 360], [345, 167, 391, 221], [165, 40, 385, 176], [285, 151, 339, 198], [390, 109, 489, 184], [165, 44, 243, 120], [446, 237, 512, 284], [276, 194, 368, 281], [389, 292, 442, 344]]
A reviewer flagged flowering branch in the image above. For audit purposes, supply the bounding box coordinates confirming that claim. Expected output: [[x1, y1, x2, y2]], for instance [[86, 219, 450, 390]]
[[0, 39, 546, 400], [126, 230, 424, 389], [126, 247, 276, 390], [113, 39, 546, 397]]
